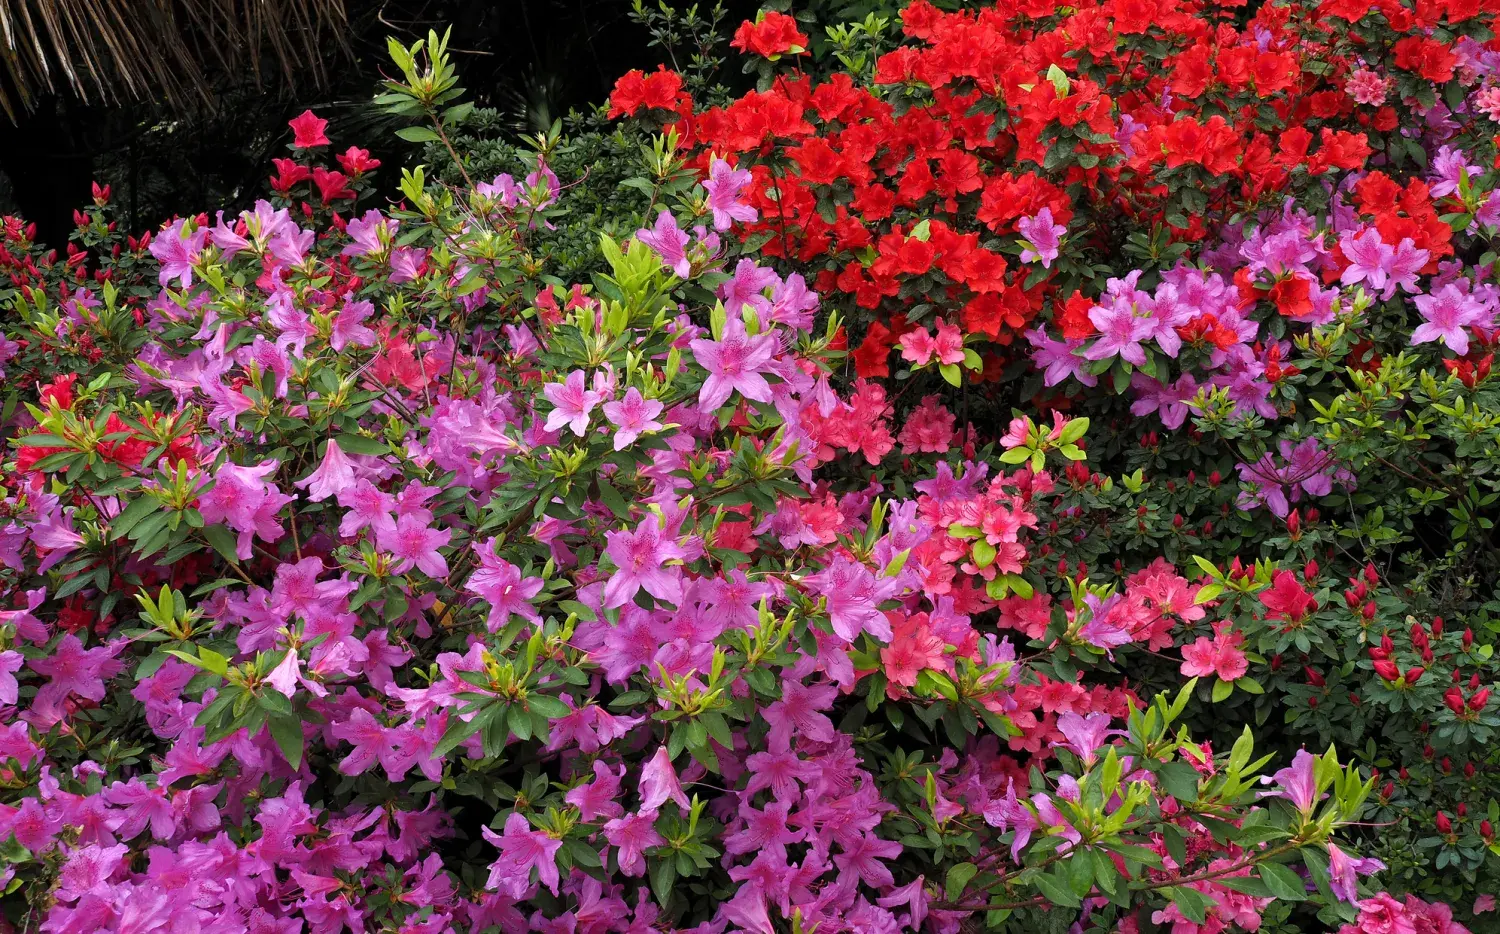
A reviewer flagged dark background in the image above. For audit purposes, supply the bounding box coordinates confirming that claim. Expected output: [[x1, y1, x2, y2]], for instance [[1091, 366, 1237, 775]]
[[0, 0, 757, 249]]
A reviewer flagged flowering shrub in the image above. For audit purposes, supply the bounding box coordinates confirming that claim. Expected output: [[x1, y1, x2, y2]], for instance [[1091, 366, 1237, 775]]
[[601, 0, 1500, 924], [0, 3, 1493, 933]]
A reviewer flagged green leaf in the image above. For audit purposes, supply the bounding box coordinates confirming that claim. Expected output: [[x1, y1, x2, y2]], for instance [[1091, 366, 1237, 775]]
[[1217, 874, 1273, 898], [1157, 761, 1201, 802], [650, 857, 677, 907], [1161, 885, 1215, 923], [269, 715, 304, 770], [945, 862, 979, 901], [432, 705, 489, 758], [335, 433, 390, 456], [939, 363, 962, 386], [598, 481, 630, 519], [395, 126, 441, 143], [526, 694, 570, 719], [1030, 868, 1081, 908], [257, 689, 294, 717], [165, 648, 229, 677], [1257, 861, 1307, 900], [1059, 416, 1089, 444], [202, 524, 240, 564], [110, 495, 161, 540], [1212, 678, 1234, 703]]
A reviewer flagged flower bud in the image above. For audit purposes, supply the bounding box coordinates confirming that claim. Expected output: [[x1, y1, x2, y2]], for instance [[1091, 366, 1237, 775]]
[[1303, 559, 1318, 581], [1484, 820, 1495, 841], [1304, 666, 1324, 687], [1431, 617, 1443, 637], [1440, 686, 1464, 716], [1458, 802, 1468, 818], [1373, 659, 1399, 681], [1445, 687, 1466, 715], [1405, 666, 1425, 684], [1463, 628, 1475, 648], [1470, 688, 1491, 711], [1436, 811, 1453, 834], [1471, 673, 1482, 690]]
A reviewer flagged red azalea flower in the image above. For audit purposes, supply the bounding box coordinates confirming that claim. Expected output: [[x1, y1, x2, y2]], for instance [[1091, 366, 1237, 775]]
[[288, 109, 330, 148]]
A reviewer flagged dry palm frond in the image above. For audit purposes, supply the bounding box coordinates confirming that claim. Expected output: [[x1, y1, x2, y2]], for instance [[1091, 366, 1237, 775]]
[[0, 0, 350, 122]]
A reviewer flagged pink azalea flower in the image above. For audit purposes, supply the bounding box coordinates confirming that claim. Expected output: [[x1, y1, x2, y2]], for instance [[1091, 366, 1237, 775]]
[[689, 318, 778, 412], [636, 209, 692, 277], [1262, 748, 1319, 814], [602, 387, 665, 450], [1084, 302, 1155, 366], [705, 157, 758, 231], [638, 746, 691, 813], [465, 540, 544, 631], [331, 298, 378, 350], [831, 832, 902, 888], [149, 219, 208, 288], [543, 370, 603, 436], [603, 810, 662, 876], [377, 514, 452, 577], [295, 439, 355, 503], [482, 812, 563, 898], [1018, 207, 1065, 268], [602, 515, 686, 608], [1179, 623, 1249, 682], [1412, 284, 1490, 356]]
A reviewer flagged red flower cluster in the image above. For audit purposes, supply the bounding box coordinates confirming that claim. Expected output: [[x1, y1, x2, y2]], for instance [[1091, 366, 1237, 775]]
[[610, 0, 1500, 380], [730, 11, 809, 59]]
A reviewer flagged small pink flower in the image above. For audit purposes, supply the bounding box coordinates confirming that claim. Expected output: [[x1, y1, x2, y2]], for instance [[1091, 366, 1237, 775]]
[[543, 370, 604, 436], [602, 387, 665, 450], [1179, 622, 1249, 682], [1345, 69, 1390, 106]]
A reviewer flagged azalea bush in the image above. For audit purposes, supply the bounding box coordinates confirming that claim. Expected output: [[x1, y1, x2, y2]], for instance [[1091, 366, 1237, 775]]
[[0, 2, 1496, 933], [602, 0, 1500, 925]]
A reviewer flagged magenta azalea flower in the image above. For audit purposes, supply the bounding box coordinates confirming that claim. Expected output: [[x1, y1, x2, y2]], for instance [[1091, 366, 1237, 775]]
[[543, 369, 604, 436], [602, 387, 665, 450], [1084, 302, 1155, 366], [636, 209, 692, 277], [481, 813, 563, 898], [689, 318, 778, 412], [603, 515, 686, 608], [1412, 284, 1490, 355], [377, 514, 452, 577], [705, 157, 758, 231], [295, 439, 355, 503], [1262, 748, 1319, 814], [149, 219, 208, 288], [1018, 207, 1066, 268]]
